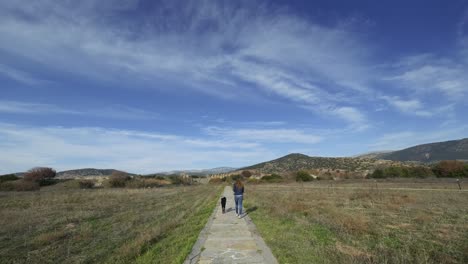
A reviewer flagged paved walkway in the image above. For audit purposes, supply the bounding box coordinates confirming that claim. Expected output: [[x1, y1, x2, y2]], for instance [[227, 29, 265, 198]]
[[185, 186, 278, 264]]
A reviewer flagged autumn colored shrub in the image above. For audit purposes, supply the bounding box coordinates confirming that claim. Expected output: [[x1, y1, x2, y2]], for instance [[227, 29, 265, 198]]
[[241, 170, 252, 178], [433, 160, 467, 178], [23, 167, 56, 186], [108, 171, 130, 188]]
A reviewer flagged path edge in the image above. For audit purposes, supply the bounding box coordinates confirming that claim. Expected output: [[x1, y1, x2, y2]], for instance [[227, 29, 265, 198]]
[[183, 187, 222, 264], [243, 213, 279, 264]]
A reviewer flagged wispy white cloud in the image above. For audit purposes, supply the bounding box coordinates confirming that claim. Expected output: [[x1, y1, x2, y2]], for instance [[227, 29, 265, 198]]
[[0, 100, 80, 115], [457, 9, 468, 60], [0, 0, 375, 128], [0, 64, 43, 85], [203, 126, 323, 144], [370, 126, 468, 151], [380, 96, 432, 117], [0, 123, 275, 174], [0, 100, 159, 120], [330, 106, 369, 131], [386, 55, 468, 100]]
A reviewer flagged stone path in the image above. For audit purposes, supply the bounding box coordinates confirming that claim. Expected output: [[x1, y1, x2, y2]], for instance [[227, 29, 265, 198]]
[[185, 186, 278, 264]]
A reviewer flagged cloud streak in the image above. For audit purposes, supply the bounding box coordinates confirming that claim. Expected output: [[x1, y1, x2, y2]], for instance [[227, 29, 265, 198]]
[[0, 122, 325, 174], [0, 100, 159, 120], [0, 0, 376, 128]]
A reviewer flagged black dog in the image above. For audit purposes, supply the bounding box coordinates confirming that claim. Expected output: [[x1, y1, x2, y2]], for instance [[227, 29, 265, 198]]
[[221, 197, 227, 213]]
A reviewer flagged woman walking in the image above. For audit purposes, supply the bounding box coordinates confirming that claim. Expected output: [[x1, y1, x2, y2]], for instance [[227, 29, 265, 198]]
[[233, 179, 244, 218]]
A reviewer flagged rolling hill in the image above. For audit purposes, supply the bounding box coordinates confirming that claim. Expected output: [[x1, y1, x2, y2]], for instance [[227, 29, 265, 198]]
[[56, 168, 128, 179], [157, 167, 237, 176], [240, 153, 391, 174], [375, 138, 468, 162]]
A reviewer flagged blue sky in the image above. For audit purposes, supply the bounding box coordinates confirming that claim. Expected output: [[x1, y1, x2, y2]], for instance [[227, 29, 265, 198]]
[[1, 0, 468, 174]]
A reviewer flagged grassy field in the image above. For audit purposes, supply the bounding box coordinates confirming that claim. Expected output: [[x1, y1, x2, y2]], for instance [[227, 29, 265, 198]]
[[0, 184, 222, 264], [244, 181, 468, 264]]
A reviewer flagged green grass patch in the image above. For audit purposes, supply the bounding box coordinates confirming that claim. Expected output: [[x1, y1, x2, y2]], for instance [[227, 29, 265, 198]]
[[0, 185, 222, 263], [135, 193, 219, 264]]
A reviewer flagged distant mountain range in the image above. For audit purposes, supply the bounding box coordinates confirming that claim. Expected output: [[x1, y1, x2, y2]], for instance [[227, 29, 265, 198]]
[[9, 138, 467, 178], [240, 153, 384, 174], [56, 168, 128, 179], [52, 167, 237, 179], [240, 138, 468, 174], [359, 138, 468, 163], [156, 167, 237, 176]]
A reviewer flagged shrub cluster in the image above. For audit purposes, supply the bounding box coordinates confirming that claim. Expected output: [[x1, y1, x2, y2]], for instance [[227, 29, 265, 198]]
[[296, 170, 313, 182], [208, 178, 224, 184], [78, 180, 95, 189], [15, 180, 40, 191], [261, 173, 283, 183], [168, 176, 192, 185], [0, 172, 41, 191], [108, 171, 130, 188], [126, 178, 164, 188], [241, 170, 252, 178], [433, 160, 468, 178], [369, 166, 434, 179], [370, 161, 468, 179], [0, 174, 19, 183], [23, 167, 57, 186]]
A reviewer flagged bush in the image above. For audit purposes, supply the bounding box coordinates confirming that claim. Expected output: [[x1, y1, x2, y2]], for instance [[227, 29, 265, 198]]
[[385, 166, 408, 178], [108, 171, 130, 188], [78, 180, 95, 189], [208, 178, 224, 184], [126, 178, 163, 188], [261, 173, 283, 183], [0, 174, 19, 183], [230, 174, 243, 181], [23, 167, 56, 185], [13, 180, 40, 191], [169, 176, 192, 185], [370, 169, 385, 178], [433, 160, 467, 178], [247, 178, 260, 184], [296, 171, 313, 182], [241, 170, 252, 178], [0, 181, 15, 191], [407, 166, 435, 178], [371, 166, 436, 179]]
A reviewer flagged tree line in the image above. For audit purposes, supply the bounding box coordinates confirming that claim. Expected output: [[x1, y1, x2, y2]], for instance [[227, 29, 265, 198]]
[[369, 160, 468, 179]]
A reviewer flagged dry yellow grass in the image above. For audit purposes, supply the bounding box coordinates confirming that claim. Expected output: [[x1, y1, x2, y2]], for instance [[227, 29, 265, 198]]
[[245, 181, 468, 263]]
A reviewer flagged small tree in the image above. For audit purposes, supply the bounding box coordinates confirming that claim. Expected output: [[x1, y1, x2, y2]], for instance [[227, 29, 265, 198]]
[[296, 170, 313, 182], [261, 174, 283, 183], [370, 169, 385, 179], [407, 166, 434, 178], [433, 160, 466, 178], [241, 170, 252, 178], [108, 171, 130, 188], [23, 167, 56, 186]]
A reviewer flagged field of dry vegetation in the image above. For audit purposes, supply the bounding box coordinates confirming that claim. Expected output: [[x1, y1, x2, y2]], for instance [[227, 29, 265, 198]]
[[244, 181, 468, 264], [0, 184, 222, 264]]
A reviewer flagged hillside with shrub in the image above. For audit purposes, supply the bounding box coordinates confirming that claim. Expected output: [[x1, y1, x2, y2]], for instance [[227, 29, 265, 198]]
[[56, 168, 130, 179], [372, 138, 468, 162], [241, 153, 405, 174]]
